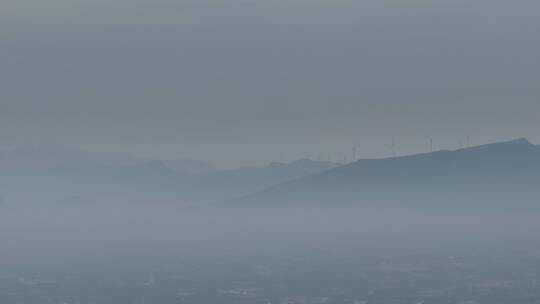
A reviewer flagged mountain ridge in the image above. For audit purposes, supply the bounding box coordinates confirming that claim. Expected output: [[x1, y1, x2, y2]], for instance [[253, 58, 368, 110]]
[[236, 138, 540, 206]]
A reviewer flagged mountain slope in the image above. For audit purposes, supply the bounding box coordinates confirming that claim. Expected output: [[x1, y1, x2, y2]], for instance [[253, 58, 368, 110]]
[[0, 157, 339, 206], [185, 159, 339, 202], [239, 138, 540, 206]]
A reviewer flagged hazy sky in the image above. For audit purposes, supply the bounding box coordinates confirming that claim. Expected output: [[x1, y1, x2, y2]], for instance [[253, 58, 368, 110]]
[[1, 0, 540, 166]]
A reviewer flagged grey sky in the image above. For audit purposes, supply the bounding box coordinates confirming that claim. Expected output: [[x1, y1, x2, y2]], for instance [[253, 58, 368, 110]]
[[1, 0, 539, 166]]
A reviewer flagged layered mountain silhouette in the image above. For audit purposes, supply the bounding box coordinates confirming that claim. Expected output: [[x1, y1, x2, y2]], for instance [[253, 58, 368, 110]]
[[0, 143, 215, 173], [185, 159, 339, 202], [3, 139, 539, 207], [0, 146, 338, 205], [238, 138, 540, 206]]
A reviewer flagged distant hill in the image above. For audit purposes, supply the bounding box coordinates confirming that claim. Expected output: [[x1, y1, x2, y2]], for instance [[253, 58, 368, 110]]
[[0, 160, 191, 206], [0, 143, 215, 174], [184, 159, 340, 202], [0, 154, 339, 206], [238, 138, 540, 207]]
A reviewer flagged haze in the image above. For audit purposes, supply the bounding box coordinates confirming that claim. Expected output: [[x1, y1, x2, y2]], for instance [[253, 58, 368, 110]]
[[2, 0, 540, 166], [2, 1, 540, 303]]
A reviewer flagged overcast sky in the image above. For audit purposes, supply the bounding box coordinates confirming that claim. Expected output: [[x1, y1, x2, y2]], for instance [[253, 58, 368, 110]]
[[1, 0, 540, 167]]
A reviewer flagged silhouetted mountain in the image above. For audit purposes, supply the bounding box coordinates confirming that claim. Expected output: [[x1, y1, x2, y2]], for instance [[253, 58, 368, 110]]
[[0, 155, 338, 206], [0, 160, 193, 206], [184, 159, 340, 202], [239, 138, 540, 207], [0, 143, 214, 174]]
